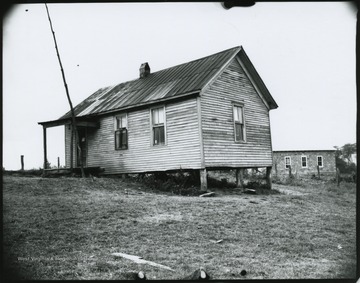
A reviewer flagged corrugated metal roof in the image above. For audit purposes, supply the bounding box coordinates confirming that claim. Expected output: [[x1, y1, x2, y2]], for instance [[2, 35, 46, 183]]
[[58, 46, 241, 120]]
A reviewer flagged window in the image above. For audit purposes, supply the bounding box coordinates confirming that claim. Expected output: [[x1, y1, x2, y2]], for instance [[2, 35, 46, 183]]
[[317, 156, 323, 167], [151, 107, 165, 145], [115, 114, 128, 150], [301, 156, 307, 168], [233, 105, 245, 142], [285, 156, 291, 169]]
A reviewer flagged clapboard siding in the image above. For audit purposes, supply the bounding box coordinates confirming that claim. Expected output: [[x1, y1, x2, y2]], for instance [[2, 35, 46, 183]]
[[85, 98, 202, 174], [201, 56, 273, 168], [62, 51, 276, 172], [64, 125, 70, 167], [64, 125, 75, 167]]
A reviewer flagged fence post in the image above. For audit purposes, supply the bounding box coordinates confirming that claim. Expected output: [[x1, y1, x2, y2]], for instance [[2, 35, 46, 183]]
[[336, 168, 340, 187], [317, 165, 320, 179], [21, 155, 24, 171], [288, 165, 292, 178]]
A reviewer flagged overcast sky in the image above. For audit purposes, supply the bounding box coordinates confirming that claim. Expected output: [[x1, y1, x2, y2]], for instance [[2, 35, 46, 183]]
[[3, 2, 357, 170]]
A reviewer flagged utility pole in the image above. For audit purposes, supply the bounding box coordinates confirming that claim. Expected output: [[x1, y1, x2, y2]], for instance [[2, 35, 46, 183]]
[[45, 3, 85, 177]]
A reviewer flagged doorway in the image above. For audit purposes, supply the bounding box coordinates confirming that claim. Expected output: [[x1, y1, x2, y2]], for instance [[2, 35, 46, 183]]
[[76, 127, 87, 167]]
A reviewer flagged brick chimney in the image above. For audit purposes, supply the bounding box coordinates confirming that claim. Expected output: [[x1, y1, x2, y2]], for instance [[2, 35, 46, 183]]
[[139, 62, 150, 78]]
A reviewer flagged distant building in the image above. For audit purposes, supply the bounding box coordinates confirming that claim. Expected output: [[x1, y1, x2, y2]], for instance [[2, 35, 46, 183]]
[[272, 150, 336, 179]]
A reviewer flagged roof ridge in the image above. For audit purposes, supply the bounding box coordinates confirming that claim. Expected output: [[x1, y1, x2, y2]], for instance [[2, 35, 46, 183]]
[[152, 45, 241, 75], [94, 46, 242, 92]]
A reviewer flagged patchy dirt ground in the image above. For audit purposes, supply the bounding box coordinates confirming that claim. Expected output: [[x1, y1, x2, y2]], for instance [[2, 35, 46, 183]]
[[2, 175, 357, 280], [272, 184, 307, 196]]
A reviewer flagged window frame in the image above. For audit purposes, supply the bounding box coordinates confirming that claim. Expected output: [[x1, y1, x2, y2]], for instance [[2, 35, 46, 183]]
[[150, 105, 166, 146], [317, 155, 323, 168], [114, 113, 128, 150], [233, 103, 246, 143], [301, 156, 308, 168], [285, 156, 291, 169]]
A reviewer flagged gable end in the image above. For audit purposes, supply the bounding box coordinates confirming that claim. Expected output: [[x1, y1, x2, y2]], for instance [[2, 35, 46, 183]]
[[237, 48, 278, 110]]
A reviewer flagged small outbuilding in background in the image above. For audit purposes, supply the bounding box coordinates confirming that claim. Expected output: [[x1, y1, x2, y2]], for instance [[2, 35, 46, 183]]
[[272, 150, 337, 180]]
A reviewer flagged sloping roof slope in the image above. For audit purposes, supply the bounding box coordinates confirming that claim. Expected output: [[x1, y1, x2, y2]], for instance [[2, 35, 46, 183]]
[[40, 46, 277, 125], [59, 46, 241, 120]]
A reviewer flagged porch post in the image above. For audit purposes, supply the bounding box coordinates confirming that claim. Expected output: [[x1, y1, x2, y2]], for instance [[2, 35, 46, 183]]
[[200, 168, 208, 190], [43, 126, 47, 171], [266, 166, 272, 189], [70, 125, 74, 169], [236, 168, 244, 189]]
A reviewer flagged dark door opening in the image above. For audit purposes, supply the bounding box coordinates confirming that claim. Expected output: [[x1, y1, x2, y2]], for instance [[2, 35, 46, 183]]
[[76, 127, 87, 167]]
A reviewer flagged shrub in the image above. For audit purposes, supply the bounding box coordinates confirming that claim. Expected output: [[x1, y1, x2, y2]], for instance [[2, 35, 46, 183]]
[[207, 176, 236, 189], [140, 172, 204, 196], [340, 173, 357, 183]]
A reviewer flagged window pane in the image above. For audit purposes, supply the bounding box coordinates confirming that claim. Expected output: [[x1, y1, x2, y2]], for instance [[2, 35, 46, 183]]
[[152, 109, 159, 125], [116, 117, 120, 129], [154, 127, 159, 145], [153, 126, 165, 145], [235, 123, 243, 141], [159, 126, 165, 144], [285, 157, 290, 168], [152, 107, 164, 125], [121, 129, 127, 148], [115, 129, 128, 149], [158, 108, 164, 124], [233, 106, 238, 121], [115, 130, 120, 149], [116, 115, 127, 129], [121, 115, 127, 128], [234, 106, 243, 123], [238, 107, 243, 123]]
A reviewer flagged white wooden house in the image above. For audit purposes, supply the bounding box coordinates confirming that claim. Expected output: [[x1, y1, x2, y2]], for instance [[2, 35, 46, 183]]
[[39, 46, 278, 189]]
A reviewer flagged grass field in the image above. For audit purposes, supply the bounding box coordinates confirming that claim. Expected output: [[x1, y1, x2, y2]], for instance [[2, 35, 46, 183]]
[[2, 175, 357, 280]]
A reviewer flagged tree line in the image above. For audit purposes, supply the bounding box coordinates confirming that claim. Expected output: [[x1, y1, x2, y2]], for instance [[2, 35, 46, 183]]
[[334, 143, 356, 174]]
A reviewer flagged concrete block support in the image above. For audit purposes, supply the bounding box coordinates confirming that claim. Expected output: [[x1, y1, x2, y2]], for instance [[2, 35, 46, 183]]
[[266, 166, 272, 189], [236, 168, 245, 189], [200, 169, 208, 190]]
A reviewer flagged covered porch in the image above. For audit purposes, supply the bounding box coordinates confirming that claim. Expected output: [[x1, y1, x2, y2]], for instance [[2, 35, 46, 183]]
[[38, 117, 100, 174]]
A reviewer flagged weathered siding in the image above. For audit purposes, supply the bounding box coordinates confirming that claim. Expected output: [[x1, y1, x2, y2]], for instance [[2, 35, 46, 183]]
[[64, 125, 72, 167], [64, 124, 78, 167], [201, 57, 273, 168], [273, 150, 337, 179], [85, 98, 202, 174]]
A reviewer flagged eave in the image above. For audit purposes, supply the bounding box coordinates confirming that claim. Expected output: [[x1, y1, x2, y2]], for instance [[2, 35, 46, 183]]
[[38, 90, 201, 127]]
